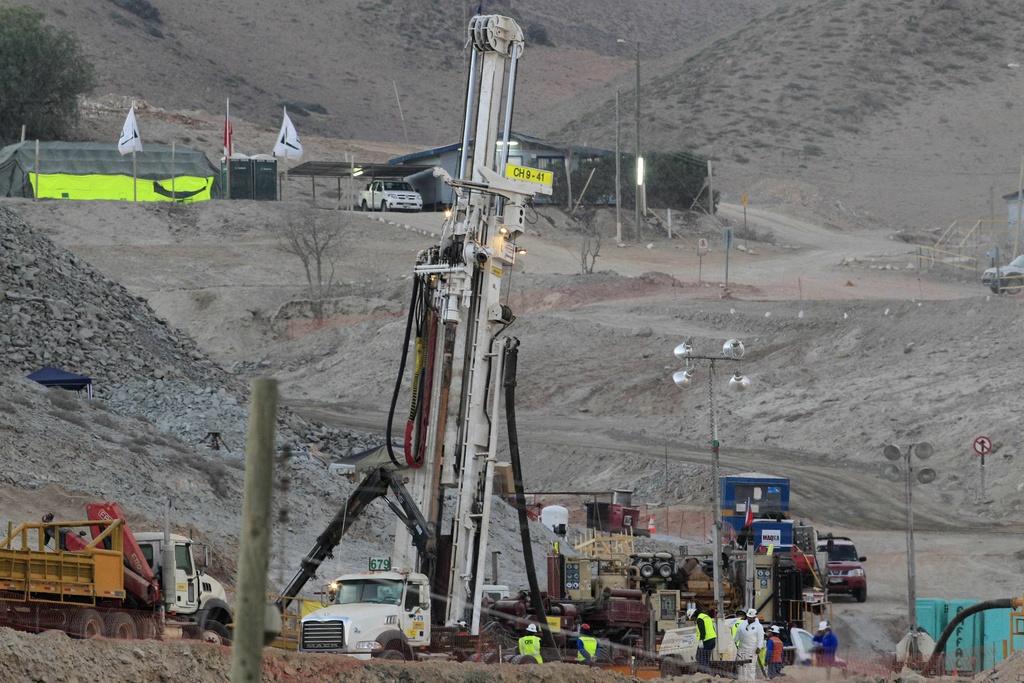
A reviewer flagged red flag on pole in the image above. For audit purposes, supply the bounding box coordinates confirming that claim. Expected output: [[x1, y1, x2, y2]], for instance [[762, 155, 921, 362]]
[[223, 98, 233, 159], [743, 497, 753, 528]]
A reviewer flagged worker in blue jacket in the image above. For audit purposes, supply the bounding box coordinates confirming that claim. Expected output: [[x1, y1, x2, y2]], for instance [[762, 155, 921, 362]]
[[812, 620, 839, 675]]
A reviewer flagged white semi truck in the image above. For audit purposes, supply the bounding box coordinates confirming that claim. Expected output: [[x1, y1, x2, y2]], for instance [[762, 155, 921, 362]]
[[299, 571, 431, 659]]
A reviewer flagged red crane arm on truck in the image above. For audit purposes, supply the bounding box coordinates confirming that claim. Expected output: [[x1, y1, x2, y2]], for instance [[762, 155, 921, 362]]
[[58, 502, 161, 606]]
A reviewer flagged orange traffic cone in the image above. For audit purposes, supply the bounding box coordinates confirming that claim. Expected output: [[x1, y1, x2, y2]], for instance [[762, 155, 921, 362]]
[[647, 515, 656, 535]]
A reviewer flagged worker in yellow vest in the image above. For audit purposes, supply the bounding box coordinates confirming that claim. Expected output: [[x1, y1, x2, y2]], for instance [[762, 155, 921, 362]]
[[686, 606, 717, 672], [518, 623, 543, 664], [576, 623, 598, 664]]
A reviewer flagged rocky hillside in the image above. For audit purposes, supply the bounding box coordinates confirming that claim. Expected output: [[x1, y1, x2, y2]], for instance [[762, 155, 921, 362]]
[[551, 0, 1024, 229], [10, 0, 770, 144]]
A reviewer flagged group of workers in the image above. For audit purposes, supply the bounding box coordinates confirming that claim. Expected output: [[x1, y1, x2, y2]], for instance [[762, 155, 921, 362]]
[[517, 622, 598, 665], [515, 607, 839, 677], [691, 605, 839, 681]]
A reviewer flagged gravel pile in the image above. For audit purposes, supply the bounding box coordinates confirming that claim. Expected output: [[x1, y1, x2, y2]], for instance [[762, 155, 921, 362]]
[[0, 206, 371, 457], [0, 206, 224, 386]]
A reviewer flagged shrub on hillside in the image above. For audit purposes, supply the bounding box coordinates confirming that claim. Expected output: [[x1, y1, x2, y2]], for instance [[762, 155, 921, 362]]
[[0, 7, 95, 144]]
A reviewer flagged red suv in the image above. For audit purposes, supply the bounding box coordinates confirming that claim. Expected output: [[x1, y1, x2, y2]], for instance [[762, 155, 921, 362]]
[[818, 536, 867, 602]]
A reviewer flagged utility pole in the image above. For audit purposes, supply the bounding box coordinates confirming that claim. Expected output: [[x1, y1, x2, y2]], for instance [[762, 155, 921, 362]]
[[615, 89, 622, 243], [707, 159, 714, 217], [1015, 154, 1023, 256], [634, 36, 641, 239]]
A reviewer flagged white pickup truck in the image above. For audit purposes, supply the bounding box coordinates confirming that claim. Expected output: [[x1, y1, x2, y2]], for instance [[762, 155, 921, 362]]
[[359, 180, 423, 212], [299, 571, 431, 660]]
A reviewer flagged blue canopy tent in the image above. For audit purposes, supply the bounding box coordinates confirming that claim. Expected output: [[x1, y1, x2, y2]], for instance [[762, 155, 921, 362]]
[[27, 367, 94, 398]]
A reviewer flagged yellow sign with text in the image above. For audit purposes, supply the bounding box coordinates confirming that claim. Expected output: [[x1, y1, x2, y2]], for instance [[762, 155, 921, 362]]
[[505, 163, 553, 187]]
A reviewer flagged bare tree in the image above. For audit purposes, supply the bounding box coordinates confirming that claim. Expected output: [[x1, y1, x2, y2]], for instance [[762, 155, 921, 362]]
[[279, 212, 343, 319], [575, 205, 601, 275]]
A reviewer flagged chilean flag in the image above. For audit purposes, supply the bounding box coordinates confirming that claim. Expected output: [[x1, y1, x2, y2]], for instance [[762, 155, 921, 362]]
[[743, 497, 754, 528], [223, 98, 234, 159]]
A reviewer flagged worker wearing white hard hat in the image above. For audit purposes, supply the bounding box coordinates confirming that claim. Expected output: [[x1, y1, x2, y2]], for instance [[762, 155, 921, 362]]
[[766, 625, 785, 678], [518, 623, 542, 664], [733, 608, 764, 682], [813, 619, 839, 672]]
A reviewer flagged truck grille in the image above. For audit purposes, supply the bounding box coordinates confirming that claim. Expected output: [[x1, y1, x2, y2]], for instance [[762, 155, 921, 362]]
[[301, 621, 345, 651]]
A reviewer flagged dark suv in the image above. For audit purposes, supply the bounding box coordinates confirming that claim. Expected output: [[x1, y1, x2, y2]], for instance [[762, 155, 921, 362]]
[[817, 536, 867, 602]]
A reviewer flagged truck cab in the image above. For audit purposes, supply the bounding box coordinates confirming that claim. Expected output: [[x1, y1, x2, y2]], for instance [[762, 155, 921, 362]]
[[134, 532, 233, 641], [300, 571, 431, 659]]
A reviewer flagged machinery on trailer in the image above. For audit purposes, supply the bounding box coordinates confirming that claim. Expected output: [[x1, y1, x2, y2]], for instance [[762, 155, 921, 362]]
[[0, 502, 232, 642], [283, 12, 558, 660]]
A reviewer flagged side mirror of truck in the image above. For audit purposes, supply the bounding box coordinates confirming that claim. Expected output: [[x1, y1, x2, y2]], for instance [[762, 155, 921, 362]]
[[858, 556, 867, 562]]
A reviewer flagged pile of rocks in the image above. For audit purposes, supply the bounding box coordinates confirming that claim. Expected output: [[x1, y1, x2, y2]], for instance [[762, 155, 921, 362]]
[[106, 379, 378, 456], [0, 207, 227, 387], [0, 207, 372, 457]]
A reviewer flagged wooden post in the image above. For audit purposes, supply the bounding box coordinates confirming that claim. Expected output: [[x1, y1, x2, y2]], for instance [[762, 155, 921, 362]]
[[1014, 154, 1023, 257], [348, 153, 355, 211], [19, 125, 25, 143], [229, 378, 279, 683], [667, 208, 672, 239], [311, 176, 316, 202], [564, 149, 573, 212], [132, 150, 138, 203], [336, 176, 342, 211], [171, 141, 176, 202], [33, 139, 39, 201]]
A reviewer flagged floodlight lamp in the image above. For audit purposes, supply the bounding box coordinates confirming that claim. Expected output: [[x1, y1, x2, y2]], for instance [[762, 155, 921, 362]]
[[673, 341, 693, 360], [722, 339, 745, 359], [672, 369, 693, 388], [515, 247, 527, 255], [917, 468, 937, 485], [444, 208, 453, 219], [913, 442, 934, 460], [728, 371, 751, 391]]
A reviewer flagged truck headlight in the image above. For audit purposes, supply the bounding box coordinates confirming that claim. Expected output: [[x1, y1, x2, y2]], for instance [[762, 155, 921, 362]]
[[849, 568, 864, 577], [356, 641, 383, 650]]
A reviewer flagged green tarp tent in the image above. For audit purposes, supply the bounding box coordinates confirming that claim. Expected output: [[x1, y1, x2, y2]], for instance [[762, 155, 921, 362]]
[[0, 141, 219, 202]]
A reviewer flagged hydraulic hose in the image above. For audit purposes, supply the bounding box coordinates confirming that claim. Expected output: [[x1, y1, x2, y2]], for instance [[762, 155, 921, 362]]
[[503, 338, 557, 651], [925, 597, 1018, 675], [386, 275, 421, 467]]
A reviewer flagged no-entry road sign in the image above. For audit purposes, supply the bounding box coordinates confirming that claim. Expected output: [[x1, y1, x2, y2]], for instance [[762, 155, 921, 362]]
[[973, 436, 992, 457]]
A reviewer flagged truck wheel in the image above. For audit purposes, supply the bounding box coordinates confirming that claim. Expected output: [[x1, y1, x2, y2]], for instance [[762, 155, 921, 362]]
[[134, 615, 160, 640], [104, 612, 137, 640], [69, 608, 104, 639], [201, 620, 232, 645], [510, 654, 537, 665], [855, 587, 867, 603]]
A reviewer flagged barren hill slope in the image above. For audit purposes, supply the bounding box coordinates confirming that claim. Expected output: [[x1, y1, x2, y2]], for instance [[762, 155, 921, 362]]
[[552, 0, 1024, 229], [11, 0, 768, 145]]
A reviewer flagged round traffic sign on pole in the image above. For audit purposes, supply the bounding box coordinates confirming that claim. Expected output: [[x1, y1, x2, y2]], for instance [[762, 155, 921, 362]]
[[972, 436, 992, 457]]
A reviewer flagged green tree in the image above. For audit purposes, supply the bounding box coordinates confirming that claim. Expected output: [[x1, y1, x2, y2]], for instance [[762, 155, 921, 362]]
[[0, 7, 95, 144]]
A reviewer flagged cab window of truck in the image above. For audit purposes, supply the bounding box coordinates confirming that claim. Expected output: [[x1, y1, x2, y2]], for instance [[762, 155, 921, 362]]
[[382, 181, 413, 191], [140, 544, 154, 569], [175, 544, 194, 574], [820, 543, 859, 562], [404, 582, 420, 610], [334, 579, 403, 606]]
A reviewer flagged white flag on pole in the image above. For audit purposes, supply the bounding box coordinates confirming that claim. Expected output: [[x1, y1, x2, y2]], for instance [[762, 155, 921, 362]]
[[118, 104, 143, 155], [273, 107, 303, 160]]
